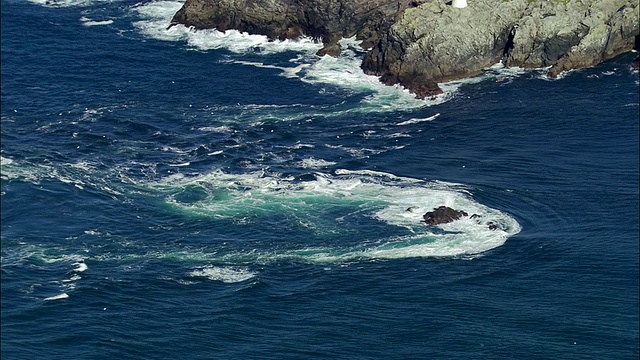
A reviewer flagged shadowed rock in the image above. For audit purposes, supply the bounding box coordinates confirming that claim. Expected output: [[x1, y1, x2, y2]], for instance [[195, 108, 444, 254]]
[[423, 206, 468, 226]]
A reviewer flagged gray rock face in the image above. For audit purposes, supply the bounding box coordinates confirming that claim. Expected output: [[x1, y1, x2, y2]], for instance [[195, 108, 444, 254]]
[[170, 0, 419, 54], [170, 0, 639, 98], [363, 0, 638, 97], [503, 0, 639, 77]]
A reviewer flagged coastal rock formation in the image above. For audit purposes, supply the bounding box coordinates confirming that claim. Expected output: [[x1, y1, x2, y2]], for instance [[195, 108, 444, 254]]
[[363, 0, 639, 97], [423, 206, 468, 225], [170, 0, 639, 98], [169, 0, 422, 55]]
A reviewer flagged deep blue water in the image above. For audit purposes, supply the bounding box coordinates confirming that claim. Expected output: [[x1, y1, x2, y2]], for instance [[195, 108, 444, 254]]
[[1, 0, 638, 358]]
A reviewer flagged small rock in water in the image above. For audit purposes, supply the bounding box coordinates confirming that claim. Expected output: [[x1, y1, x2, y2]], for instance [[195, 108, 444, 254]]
[[423, 206, 468, 225]]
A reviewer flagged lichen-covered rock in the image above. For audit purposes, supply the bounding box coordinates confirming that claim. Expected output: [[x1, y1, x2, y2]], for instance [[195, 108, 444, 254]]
[[503, 0, 639, 78], [362, 0, 529, 97], [362, 0, 639, 97], [169, 0, 639, 98]]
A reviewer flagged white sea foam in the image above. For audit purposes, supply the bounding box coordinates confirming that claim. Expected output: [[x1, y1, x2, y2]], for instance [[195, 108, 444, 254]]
[[145, 169, 520, 261], [299, 157, 337, 169], [299, 39, 435, 112], [73, 261, 88, 272], [232, 60, 311, 78], [80, 16, 114, 26], [0, 156, 14, 165], [0, 157, 124, 197], [44, 293, 69, 301], [190, 266, 257, 283], [198, 125, 232, 133], [397, 113, 440, 126], [82, 19, 114, 27], [28, 0, 116, 7]]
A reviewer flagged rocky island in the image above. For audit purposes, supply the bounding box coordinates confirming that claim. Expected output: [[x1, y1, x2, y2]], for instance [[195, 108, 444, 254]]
[[170, 0, 639, 98]]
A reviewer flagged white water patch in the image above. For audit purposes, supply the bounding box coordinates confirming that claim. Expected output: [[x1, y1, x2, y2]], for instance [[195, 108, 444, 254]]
[[323, 143, 404, 159], [229, 60, 311, 79], [300, 38, 435, 112], [1, 245, 87, 300], [198, 125, 232, 133], [73, 261, 88, 272], [186, 29, 321, 55], [44, 293, 69, 301], [298, 157, 337, 169], [28, 0, 120, 7], [397, 113, 441, 126], [80, 17, 114, 27], [0, 157, 123, 196], [146, 169, 521, 261], [190, 266, 257, 283], [1, 155, 14, 166]]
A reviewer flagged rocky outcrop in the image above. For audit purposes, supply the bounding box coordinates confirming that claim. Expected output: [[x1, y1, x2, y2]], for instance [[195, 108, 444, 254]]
[[169, 0, 423, 55], [363, 0, 639, 97], [505, 0, 639, 78], [423, 206, 468, 225], [170, 0, 639, 98]]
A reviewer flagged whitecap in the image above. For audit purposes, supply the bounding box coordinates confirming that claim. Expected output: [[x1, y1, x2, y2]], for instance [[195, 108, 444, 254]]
[[190, 266, 257, 283], [73, 261, 88, 272], [0, 156, 14, 165], [397, 113, 440, 126], [29, 0, 110, 7], [299, 157, 337, 169], [44, 293, 69, 301], [232, 60, 311, 78], [198, 125, 232, 132], [82, 19, 114, 27]]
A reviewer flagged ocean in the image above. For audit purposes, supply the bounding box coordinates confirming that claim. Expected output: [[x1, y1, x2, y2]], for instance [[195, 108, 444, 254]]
[[1, 0, 638, 358]]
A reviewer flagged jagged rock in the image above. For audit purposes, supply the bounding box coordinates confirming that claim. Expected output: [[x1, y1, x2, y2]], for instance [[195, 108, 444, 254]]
[[169, 0, 410, 45], [169, 0, 639, 98], [317, 41, 342, 57], [363, 0, 639, 97], [423, 206, 468, 226], [630, 34, 639, 69]]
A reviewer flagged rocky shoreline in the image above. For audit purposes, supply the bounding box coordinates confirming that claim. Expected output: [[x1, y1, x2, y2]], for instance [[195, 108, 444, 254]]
[[170, 0, 639, 98]]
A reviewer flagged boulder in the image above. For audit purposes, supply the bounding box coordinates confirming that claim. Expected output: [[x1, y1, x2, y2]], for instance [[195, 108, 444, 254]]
[[423, 206, 468, 226]]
